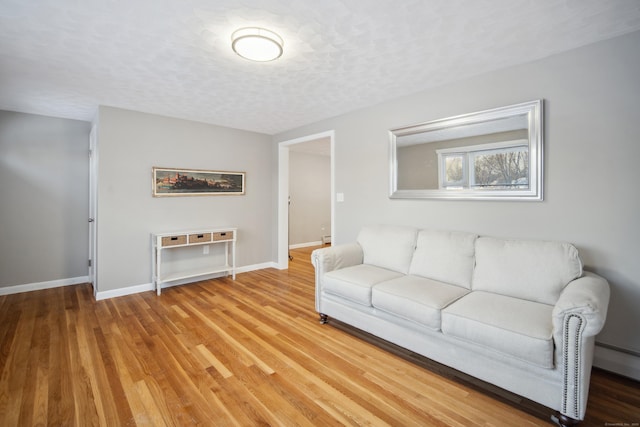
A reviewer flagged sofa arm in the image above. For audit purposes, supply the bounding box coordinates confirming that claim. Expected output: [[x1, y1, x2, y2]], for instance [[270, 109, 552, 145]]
[[552, 271, 610, 421], [311, 243, 363, 313], [311, 243, 363, 276], [552, 271, 610, 338]]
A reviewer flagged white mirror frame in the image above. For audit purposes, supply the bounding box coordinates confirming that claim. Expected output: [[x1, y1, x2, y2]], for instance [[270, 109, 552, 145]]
[[389, 100, 544, 201]]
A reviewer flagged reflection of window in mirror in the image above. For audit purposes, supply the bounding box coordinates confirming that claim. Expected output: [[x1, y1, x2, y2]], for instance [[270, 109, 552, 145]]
[[437, 140, 528, 190]]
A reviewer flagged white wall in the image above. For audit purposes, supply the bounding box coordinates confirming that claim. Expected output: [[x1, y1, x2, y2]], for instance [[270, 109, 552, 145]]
[[96, 107, 273, 293], [0, 110, 90, 288], [289, 151, 331, 246], [274, 31, 640, 364]]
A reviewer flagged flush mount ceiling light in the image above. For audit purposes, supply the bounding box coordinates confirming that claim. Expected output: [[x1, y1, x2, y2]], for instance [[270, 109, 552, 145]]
[[231, 27, 283, 62]]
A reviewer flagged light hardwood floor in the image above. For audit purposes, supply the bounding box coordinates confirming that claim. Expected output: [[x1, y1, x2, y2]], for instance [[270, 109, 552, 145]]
[[1, 246, 638, 426]]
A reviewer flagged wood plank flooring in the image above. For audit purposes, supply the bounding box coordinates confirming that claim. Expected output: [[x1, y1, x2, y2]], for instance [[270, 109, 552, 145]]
[[1, 246, 638, 426]]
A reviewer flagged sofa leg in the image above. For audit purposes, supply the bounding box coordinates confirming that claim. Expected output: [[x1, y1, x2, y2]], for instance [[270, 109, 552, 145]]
[[555, 413, 580, 427], [319, 313, 328, 324]]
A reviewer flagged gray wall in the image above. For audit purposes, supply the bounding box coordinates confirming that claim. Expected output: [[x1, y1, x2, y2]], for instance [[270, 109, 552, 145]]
[[96, 107, 273, 292], [289, 151, 331, 245], [274, 31, 640, 356], [0, 110, 90, 287]]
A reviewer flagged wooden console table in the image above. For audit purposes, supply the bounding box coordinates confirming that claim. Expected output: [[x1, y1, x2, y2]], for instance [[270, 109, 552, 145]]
[[152, 227, 237, 295]]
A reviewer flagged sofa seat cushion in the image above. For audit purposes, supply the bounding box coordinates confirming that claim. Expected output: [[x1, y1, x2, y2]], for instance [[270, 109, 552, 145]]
[[372, 275, 469, 330], [441, 291, 555, 368], [323, 264, 404, 306]]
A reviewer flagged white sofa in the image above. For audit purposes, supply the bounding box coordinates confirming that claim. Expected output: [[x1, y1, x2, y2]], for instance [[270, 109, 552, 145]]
[[311, 225, 610, 426]]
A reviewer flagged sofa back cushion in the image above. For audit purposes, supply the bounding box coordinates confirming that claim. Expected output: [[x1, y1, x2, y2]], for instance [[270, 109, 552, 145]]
[[472, 237, 583, 305], [357, 225, 418, 274], [409, 230, 478, 289]]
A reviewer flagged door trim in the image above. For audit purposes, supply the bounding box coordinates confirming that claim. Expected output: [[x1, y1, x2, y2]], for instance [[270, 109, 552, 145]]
[[89, 123, 98, 295]]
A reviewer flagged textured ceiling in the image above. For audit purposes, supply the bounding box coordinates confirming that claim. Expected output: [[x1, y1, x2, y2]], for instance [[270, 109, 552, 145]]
[[1, 0, 640, 135]]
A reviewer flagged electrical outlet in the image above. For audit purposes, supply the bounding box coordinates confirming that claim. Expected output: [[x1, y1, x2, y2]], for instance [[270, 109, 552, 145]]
[[203, 245, 209, 255]]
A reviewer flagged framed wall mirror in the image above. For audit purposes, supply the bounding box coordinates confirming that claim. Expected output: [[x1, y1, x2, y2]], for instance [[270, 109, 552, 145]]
[[389, 100, 543, 200]]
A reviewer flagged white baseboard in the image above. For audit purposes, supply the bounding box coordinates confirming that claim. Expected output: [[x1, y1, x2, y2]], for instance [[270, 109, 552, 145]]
[[289, 241, 322, 249], [95, 282, 154, 300], [594, 343, 640, 381], [237, 262, 279, 273], [95, 262, 280, 300], [0, 276, 89, 296]]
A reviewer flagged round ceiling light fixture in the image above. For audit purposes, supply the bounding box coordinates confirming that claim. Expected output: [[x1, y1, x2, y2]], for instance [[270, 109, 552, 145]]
[[231, 27, 283, 62]]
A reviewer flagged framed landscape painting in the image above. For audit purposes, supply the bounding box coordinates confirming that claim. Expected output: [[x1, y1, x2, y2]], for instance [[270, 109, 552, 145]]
[[152, 167, 245, 197]]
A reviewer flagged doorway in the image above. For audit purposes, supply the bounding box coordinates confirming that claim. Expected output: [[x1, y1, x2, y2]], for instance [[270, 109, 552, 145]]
[[277, 130, 335, 269]]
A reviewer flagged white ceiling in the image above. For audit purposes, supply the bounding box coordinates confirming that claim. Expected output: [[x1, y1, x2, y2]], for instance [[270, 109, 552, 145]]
[[1, 0, 640, 135]]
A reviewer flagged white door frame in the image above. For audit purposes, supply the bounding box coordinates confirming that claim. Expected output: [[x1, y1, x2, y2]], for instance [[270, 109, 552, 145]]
[[277, 130, 335, 269], [89, 123, 98, 295]]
